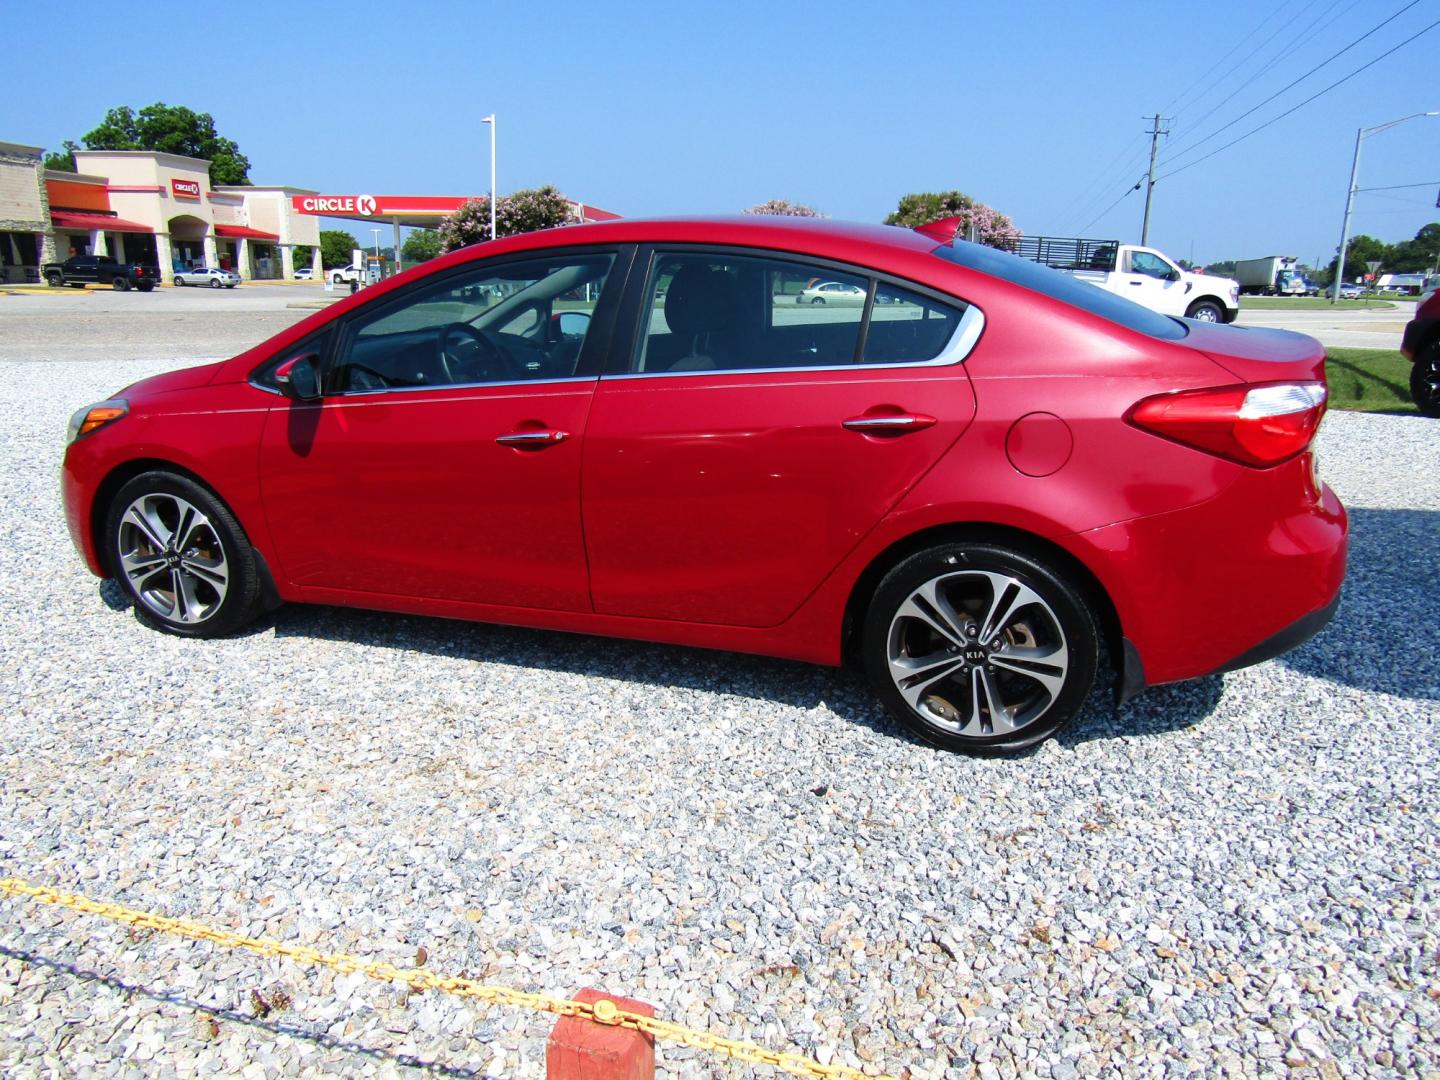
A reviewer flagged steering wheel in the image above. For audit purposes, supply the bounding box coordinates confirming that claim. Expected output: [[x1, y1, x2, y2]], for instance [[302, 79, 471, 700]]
[[439, 322, 518, 384]]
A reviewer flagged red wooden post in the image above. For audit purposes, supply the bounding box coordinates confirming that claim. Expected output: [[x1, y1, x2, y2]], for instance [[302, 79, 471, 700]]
[[546, 988, 657, 1080]]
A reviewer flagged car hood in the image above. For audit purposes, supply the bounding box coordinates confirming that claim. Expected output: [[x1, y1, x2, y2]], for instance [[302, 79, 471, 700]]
[[119, 360, 227, 402]]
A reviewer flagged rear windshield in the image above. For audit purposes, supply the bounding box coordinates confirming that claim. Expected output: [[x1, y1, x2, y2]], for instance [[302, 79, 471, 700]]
[[933, 241, 1188, 341]]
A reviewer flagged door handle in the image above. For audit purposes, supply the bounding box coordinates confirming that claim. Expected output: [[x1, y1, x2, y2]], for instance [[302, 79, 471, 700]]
[[496, 429, 570, 446], [841, 413, 937, 433]]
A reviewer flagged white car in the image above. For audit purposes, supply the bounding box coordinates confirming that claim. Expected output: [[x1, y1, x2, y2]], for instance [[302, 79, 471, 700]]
[[798, 281, 866, 305], [329, 265, 363, 285], [174, 266, 240, 289], [293, 268, 315, 281]]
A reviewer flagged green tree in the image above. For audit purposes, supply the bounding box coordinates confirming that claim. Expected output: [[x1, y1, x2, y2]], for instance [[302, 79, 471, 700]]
[[291, 245, 313, 269], [319, 230, 360, 269], [48, 103, 252, 186], [402, 229, 443, 263], [43, 141, 79, 172], [1388, 222, 1440, 273], [883, 190, 1019, 247], [1330, 233, 1391, 283], [438, 186, 573, 252]]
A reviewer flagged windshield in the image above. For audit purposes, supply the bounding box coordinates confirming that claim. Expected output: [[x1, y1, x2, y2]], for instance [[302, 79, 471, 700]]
[[933, 241, 1188, 341]]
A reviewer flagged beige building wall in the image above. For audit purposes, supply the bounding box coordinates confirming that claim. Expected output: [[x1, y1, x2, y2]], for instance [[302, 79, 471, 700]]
[[0, 142, 46, 224]]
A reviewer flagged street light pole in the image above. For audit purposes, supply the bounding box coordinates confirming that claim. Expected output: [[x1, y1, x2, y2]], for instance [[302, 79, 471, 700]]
[[1331, 111, 1438, 304], [482, 114, 497, 241]]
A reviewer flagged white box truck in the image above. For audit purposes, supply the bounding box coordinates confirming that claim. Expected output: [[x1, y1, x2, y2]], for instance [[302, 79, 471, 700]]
[[1234, 256, 1308, 296]]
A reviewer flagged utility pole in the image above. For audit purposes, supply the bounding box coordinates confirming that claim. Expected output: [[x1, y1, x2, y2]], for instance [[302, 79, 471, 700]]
[[1141, 114, 1169, 246]]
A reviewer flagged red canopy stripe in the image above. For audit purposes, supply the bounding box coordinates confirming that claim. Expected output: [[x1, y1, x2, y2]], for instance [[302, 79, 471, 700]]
[[51, 211, 153, 233]]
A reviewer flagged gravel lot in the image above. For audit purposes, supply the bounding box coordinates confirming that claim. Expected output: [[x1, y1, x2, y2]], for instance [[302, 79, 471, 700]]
[[0, 316, 1436, 1078]]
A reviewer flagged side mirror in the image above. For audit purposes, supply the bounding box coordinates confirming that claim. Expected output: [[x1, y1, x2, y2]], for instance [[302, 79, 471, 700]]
[[556, 311, 592, 338], [274, 353, 321, 401], [1167, 268, 1182, 282]]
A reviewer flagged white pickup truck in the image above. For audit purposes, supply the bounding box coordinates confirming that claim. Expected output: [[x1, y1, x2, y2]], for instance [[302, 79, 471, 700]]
[[1003, 236, 1241, 323]]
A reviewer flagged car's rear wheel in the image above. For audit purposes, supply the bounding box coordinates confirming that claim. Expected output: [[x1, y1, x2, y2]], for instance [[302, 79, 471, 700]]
[[863, 542, 1099, 755], [112, 278, 130, 292], [104, 472, 262, 638], [1185, 299, 1222, 322], [1412, 343, 1440, 418], [209, 278, 221, 289]]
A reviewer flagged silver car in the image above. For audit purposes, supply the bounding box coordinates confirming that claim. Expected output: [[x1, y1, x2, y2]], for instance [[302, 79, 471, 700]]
[[174, 266, 241, 289]]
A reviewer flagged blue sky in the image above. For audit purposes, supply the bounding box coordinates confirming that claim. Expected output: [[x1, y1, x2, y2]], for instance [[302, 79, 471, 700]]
[[6, 1, 1437, 267]]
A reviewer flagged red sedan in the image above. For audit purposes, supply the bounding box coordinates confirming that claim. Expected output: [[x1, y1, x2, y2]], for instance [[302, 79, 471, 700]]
[[61, 217, 1346, 754]]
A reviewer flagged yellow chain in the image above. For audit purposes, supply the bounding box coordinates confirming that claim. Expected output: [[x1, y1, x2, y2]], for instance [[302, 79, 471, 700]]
[[0, 876, 894, 1080]]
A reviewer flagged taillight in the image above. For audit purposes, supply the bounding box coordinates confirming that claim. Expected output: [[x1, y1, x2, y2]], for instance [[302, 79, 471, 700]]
[[1127, 382, 1327, 467]]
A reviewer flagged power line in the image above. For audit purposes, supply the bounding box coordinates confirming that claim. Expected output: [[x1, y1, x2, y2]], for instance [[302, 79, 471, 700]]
[[1059, 143, 1151, 234], [1169, 0, 1324, 132], [1076, 177, 1144, 236], [1161, 0, 1422, 170], [1355, 181, 1440, 192], [1156, 14, 1440, 182], [1167, 0, 1354, 154], [1160, 1, 1299, 119]]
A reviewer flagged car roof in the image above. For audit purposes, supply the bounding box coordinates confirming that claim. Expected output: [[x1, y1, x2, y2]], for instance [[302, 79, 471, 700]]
[[432, 215, 942, 270]]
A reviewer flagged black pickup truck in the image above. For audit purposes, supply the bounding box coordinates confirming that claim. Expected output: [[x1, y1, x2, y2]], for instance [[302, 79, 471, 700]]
[[43, 255, 159, 292]]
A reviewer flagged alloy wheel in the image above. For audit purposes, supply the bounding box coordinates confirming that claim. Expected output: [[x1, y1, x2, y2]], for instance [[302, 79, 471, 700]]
[[116, 493, 230, 625], [885, 570, 1070, 738]]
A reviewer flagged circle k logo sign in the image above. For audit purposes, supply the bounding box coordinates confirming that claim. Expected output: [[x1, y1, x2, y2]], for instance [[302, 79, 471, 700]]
[[357, 195, 377, 216]]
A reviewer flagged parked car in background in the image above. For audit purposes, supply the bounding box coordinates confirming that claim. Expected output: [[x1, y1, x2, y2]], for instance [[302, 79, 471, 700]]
[[1000, 236, 1241, 322], [293, 268, 315, 281], [173, 267, 241, 289], [1401, 280, 1440, 417], [43, 255, 158, 292], [798, 280, 866, 304], [328, 264, 363, 285], [1337, 282, 1364, 300], [60, 215, 1346, 756]]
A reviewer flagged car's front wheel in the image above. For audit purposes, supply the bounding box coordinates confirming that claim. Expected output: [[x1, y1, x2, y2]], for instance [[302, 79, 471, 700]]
[[1185, 299, 1223, 322], [1412, 343, 1440, 418], [209, 279, 221, 289], [104, 472, 262, 638], [863, 542, 1100, 755]]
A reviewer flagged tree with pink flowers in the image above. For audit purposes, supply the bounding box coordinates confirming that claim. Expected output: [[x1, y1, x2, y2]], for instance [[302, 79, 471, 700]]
[[743, 199, 827, 218], [884, 191, 1020, 247]]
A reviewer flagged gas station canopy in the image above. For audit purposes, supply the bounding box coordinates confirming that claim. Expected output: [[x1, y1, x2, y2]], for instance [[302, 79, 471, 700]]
[[290, 193, 621, 229]]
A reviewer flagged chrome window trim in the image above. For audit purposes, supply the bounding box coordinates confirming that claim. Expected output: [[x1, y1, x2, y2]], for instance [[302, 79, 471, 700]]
[[605, 303, 985, 382], [329, 374, 599, 399]]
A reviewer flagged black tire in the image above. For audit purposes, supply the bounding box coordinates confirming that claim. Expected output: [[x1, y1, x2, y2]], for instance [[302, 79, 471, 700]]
[[137, 283, 154, 293], [46, 272, 62, 288], [1185, 299, 1223, 322], [1412, 344, 1440, 419], [811, 297, 825, 305], [112, 278, 130, 292], [209, 278, 221, 289], [104, 471, 262, 638], [862, 541, 1100, 755]]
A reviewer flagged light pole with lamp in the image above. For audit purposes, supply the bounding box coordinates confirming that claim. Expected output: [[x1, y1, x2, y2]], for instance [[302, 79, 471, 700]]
[[370, 228, 382, 282], [1331, 111, 1438, 303], [482, 114, 497, 241]]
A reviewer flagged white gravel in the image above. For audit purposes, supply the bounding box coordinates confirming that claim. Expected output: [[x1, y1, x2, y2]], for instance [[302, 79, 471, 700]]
[[0, 345, 1437, 1079]]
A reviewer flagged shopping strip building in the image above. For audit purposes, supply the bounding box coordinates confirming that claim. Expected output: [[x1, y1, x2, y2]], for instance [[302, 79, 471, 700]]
[[2, 141, 322, 283], [1, 139, 619, 285]]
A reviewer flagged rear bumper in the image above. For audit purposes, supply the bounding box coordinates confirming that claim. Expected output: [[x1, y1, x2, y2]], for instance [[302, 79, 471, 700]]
[[1060, 453, 1347, 691], [1118, 588, 1341, 703]]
